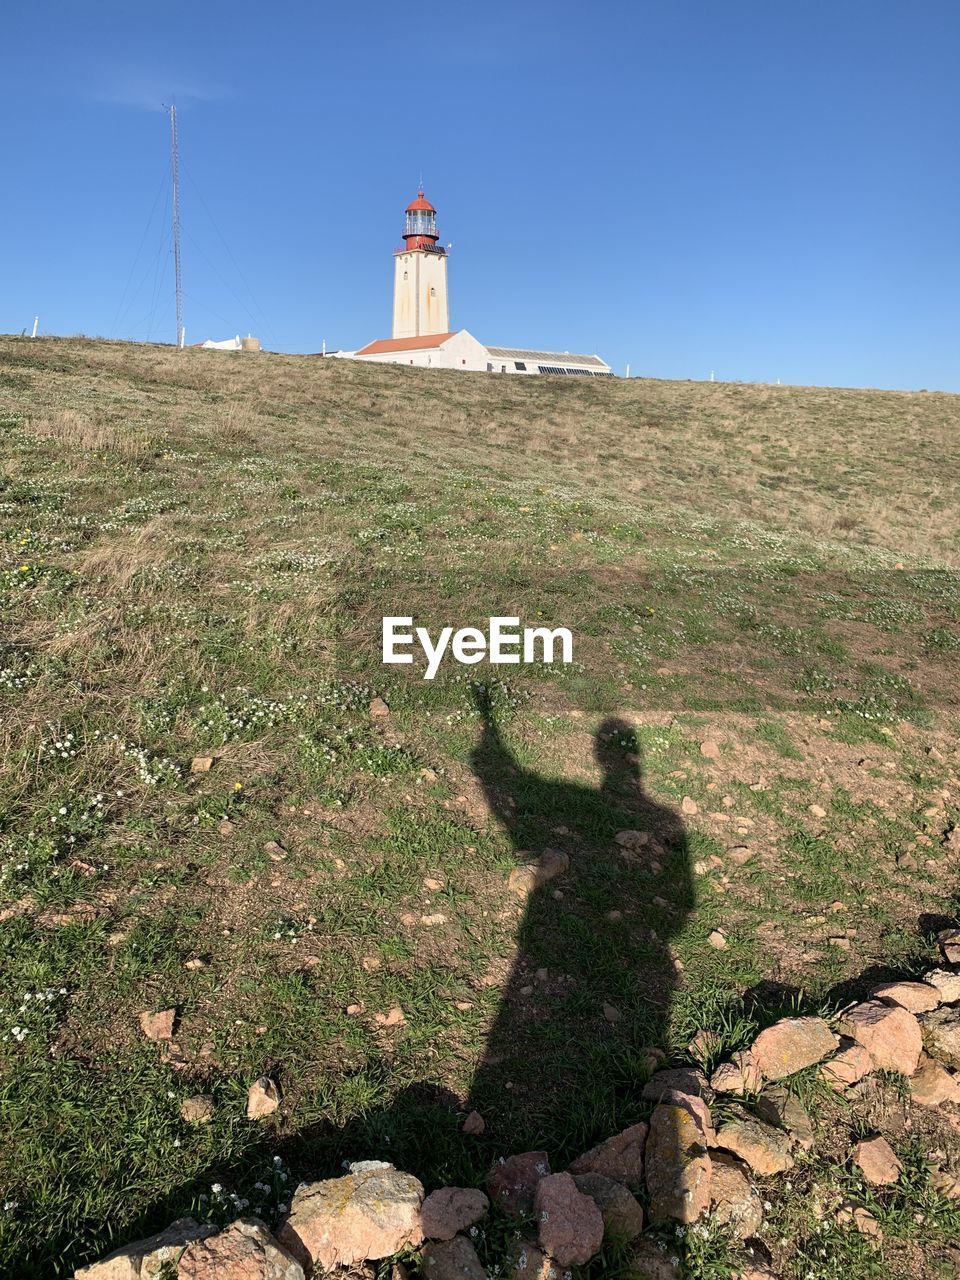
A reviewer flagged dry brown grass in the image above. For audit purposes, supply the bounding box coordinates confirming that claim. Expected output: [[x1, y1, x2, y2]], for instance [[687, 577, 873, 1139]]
[[3, 335, 956, 564]]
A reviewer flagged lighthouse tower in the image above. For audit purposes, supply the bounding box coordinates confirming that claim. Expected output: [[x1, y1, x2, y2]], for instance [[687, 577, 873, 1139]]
[[392, 191, 450, 340]]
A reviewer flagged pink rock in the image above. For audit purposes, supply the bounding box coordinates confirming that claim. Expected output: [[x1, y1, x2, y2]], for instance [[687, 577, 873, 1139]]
[[871, 981, 941, 1013], [568, 1123, 648, 1184], [572, 1172, 644, 1241], [838, 1000, 923, 1076], [276, 1162, 423, 1272], [820, 1039, 873, 1091], [178, 1218, 304, 1279], [486, 1151, 550, 1217], [853, 1137, 903, 1187], [749, 1017, 838, 1080], [644, 1104, 712, 1223], [534, 1172, 604, 1267], [421, 1187, 489, 1241], [74, 1219, 216, 1279], [421, 1235, 486, 1280], [715, 1114, 794, 1175], [910, 1055, 960, 1106], [709, 1152, 762, 1240]]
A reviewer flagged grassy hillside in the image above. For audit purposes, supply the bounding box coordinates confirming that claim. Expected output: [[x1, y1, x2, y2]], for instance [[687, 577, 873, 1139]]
[[1, 337, 959, 1277]]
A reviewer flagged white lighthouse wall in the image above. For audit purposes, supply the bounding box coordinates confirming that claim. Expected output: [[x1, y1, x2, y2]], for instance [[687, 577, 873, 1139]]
[[392, 251, 449, 339]]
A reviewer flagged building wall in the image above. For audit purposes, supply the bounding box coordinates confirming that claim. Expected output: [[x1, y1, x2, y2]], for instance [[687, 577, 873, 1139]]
[[392, 251, 449, 339]]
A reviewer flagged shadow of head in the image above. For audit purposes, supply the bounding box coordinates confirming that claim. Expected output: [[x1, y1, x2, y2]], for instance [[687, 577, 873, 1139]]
[[594, 716, 643, 791]]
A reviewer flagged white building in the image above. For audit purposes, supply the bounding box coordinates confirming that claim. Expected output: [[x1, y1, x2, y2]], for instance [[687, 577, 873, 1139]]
[[335, 191, 612, 377]]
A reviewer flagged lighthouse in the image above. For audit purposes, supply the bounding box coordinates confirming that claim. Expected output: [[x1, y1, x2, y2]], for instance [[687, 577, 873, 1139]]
[[392, 191, 450, 340], [338, 187, 611, 375]]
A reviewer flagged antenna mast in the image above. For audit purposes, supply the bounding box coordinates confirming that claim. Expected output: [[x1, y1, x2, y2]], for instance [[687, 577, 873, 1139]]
[[169, 105, 184, 349]]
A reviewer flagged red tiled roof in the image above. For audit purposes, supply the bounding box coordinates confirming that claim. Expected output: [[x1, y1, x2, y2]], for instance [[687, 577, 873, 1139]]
[[355, 332, 456, 356]]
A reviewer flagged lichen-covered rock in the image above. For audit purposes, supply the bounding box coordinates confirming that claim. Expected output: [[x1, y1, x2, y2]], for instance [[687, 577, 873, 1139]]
[[708, 1152, 763, 1239], [534, 1171, 604, 1267], [74, 1218, 216, 1279], [919, 1005, 960, 1069], [644, 1103, 712, 1223], [569, 1123, 647, 1184], [756, 1086, 814, 1151], [749, 1016, 838, 1080], [715, 1114, 794, 1175], [641, 1067, 712, 1102], [276, 1162, 423, 1272], [924, 968, 960, 1004], [838, 1000, 923, 1076], [572, 1172, 644, 1241], [178, 1218, 304, 1280], [487, 1151, 550, 1217]]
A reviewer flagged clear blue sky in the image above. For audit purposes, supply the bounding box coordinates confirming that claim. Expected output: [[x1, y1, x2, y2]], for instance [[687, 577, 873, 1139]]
[[4, 1, 959, 389]]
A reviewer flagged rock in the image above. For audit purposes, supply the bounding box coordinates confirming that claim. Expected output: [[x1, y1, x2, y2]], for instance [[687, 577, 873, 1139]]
[[660, 1089, 717, 1146], [572, 1172, 644, 1242], [924, 968, 960, 1003], [178, 1218, 304, 1279], [681, 796, 699, 816], [919, 1005, 960, 1069], [191, 756, 215, 773], [374, 1006, 406, 1027], [276, 1163, 423, 1272], [909, 1054, 960, 1105], [838, 1000, 923, 1076], [139, 1008, 175, 1042], [756, 1086, 814, 1151], [709, 1151, 763, 1239], [715, 1114, 794, 1175], [487, 1151, 550, 1217], [707, 929, 727, 949], [644, 1103, 712, 1223], [808, 804, 827, 819], [508, 850, 569, 896], [820, 1039, 873, 1091], [727, 845, 753, 865], [700, 740, 720, 760], [625, 1237, 683, 1279], [710, 1050, 762, 1095], [836, 1201, 882, 1238], [461, 1110, 485, 1135], [369, 697, 390, 718], [871, 980, 941, 1013], [642, 1067, 712, 1103], [933, 1169, 960, 1199], [750, 1017, 838, 1080], [246, 1077, 281, 1119], [421, 1235, 486, 1280], [569, 1122, 647, 1184], [180, 1095, 216, 1124], [74, 1218, 216, 1279], [503, 1239, 556, 1280], [218, 819, 235, 836], [534, 1172, 604, 1267], [853, 1136, 903, 1186], [421, 1188, 489, 1241], [939, 928, 960, 964]]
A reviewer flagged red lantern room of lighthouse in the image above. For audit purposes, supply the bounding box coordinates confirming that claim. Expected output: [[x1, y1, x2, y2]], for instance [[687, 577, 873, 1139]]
[[392, 190, 450, 339], [402, 191, 446, 254]]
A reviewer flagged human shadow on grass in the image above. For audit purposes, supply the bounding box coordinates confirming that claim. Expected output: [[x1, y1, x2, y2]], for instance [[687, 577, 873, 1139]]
[[460, 683, 695, 1159]]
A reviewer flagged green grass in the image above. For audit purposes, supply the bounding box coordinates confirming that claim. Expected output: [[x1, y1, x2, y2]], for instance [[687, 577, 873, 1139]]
[[0, 336, 958, 1277]]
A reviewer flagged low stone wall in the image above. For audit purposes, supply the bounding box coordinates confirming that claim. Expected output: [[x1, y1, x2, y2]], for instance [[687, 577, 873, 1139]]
[[75, 928, 960, 1280]]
